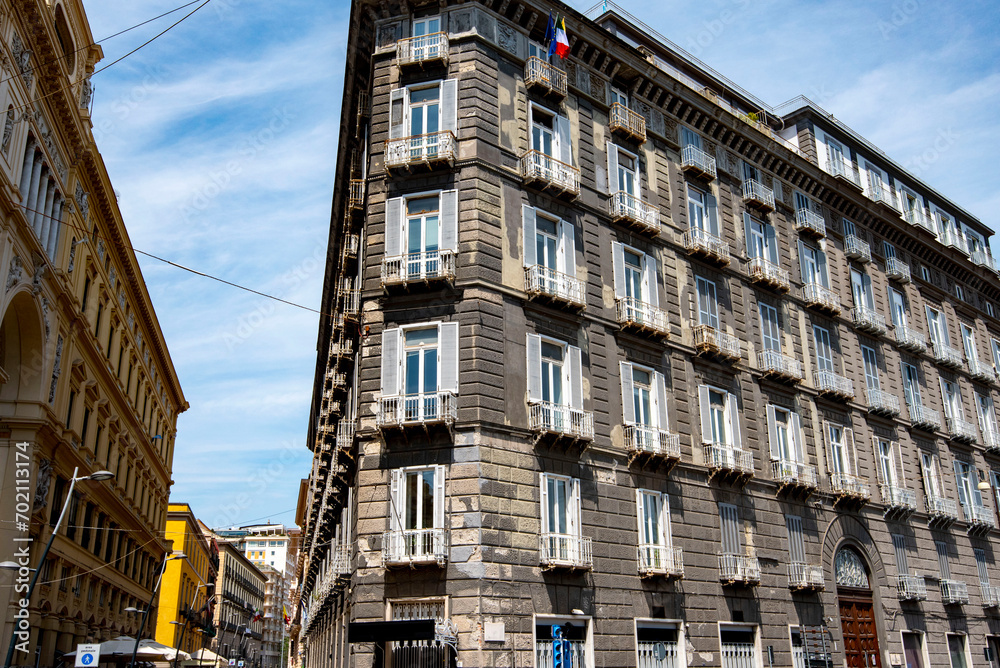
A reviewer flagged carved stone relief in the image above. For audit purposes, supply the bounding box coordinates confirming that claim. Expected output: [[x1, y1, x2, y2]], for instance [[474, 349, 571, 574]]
[[497, 22, 517, 56], [589, 74, 606, 104], [450, 9, 473, 34], [33, 458, 52, 513], [377, 23, 400, 49], [48, 335, 62, 404], [6, 256, 22, 292], [476, 11, 496, 44]]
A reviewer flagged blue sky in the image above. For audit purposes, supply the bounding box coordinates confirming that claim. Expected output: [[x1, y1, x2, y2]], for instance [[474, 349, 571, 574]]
[[81, 0, 1000, 530]]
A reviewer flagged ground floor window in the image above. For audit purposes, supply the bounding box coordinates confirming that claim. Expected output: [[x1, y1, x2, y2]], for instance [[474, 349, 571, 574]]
[[637, 621, 681, 668], [386, 598, 452, 668], [720, 625, 758, 668], [535, 617, 590, 668], [947, 635, 969, 668], [902, 632, 926, 668]]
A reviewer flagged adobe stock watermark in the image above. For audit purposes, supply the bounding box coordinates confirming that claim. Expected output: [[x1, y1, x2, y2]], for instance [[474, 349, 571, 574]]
[[685, 0, 752, 58], [877, 0, 921, 40], [902, 127, 958, 178], [9, 442, 34, 654], [179, 107, 296, 222], [92, 65, 168, 145]]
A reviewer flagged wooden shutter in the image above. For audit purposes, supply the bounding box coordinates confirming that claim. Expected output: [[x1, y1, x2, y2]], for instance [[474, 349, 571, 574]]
[[440, 189, 458, 252], [766, 222, 778, 264], [699, 385, 712, 444], [567, 344, 583, 411], [791, 412, 804, 463], [766, 405, 779, 460], [556, 114, 572, 166], [817, 248, 830, 288], [539, 474, 549, 533], [936, 541, 951, 580], [612, 241, 625, 298], [434, 465, 446, 530], [606, 142, 619, 194], [526, 334, 542, 403], [389, 469, 403, 533], [892, 534, 908, 574], [559, 220, 575, 277], [654, 371, 668, 430], [381, 328, 401, 395], [728, 392, 742, 449], [569, 477, 582, 537], [389, 88, 407, 139], [845, 427, 857, 476], [620, 362, 635, 425], [823, 422, 834, 474], [440, 79, 458, 134], [972, 465, 985, 507], [894, 441, 906, 485], [522, 204, 536, 268], [438, 322, 459, 394], [707, 194, 720, 236], [872, 437, 884, 484], [384, 197, 404, 258], [785, 515, 804, 563], [642, 252, 658, 307], [719, 503, 740, 554], [743, 212, 755, 259], [635, 489, 647, 543], [798, 240, 809, 284]]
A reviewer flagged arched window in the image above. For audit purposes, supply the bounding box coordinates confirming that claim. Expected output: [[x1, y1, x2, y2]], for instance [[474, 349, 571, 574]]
[[835, 546, 870, 588]]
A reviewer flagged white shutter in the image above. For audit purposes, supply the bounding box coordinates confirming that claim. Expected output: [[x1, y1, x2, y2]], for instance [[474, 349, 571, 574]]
[[872, 437, 883, 484], [559, 220, 575, 277], [567, 344, 583, 411], [556, 114, 572, 166], [606, 142, 619, 194], [791, 412, 804, 463], [653, 371, 668, 430], [438, 322, 459, 393], [894, 442, 905, 485], [699, 385, 712, 444], [798, 240, 809, 283], [384, 197, 404, 258], [381, 328, 401, 395], [707, 194, 719, 236], [539, 474, 550, 533], [440, 189, 458, 252], [433, 465, 446, 530], [972, 465, 984, 507], [767, 405, 778, 460], [522, 205, 537, 268], [765, 223, 778, 264], [569, 477, 581, 537], [526, 334, 542, 403], [728, 392, 742, 449], [662, 493, 672, 547], [817, 249, 829, 288], [389, 88, 407, 139], [612, 241, 625, 298], [440, 79, 458, 134], [620, 362, 635, 425], [743, 213, 755, 259], [642, 252, 658, 307], [389, 469, 403, 533], [845, 427, 857, 476], [823, 422, 833, 474], [635, 489, 647, 543]]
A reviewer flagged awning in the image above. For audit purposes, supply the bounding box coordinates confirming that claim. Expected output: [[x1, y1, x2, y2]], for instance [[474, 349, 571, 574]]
[[347, 620, 436, 643]]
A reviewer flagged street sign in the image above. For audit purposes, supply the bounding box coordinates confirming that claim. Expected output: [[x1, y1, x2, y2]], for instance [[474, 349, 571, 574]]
[[75, 644, 100, 668], [228, 661, 235, 667], [238, 661, 245, 667]]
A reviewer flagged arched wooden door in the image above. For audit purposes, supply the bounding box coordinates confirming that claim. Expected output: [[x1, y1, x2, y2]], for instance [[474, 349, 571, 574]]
[[835, 547, 882, 668]]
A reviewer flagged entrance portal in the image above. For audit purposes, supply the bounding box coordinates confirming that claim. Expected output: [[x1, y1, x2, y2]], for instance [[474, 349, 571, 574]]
[[835, 547, 882, 668]]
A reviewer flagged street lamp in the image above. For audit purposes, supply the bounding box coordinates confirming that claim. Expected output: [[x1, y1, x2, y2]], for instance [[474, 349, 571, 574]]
[[3, 467, 114, 668], [172, 583, 213, 668], [128, 552, 186, 668]]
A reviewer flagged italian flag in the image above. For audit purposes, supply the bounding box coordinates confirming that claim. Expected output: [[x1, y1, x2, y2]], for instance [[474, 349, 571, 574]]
[[554, 16, 570, 58]]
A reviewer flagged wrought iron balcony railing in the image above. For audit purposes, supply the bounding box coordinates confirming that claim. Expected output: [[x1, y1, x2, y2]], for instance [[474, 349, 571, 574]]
[[885, 257, 911, 283], [926, 495, 960, 525], [896, 574, 927, 601], [868, 183, 900, 212], [932, 343, 964, 370], [963, 504, 996, 533], [825, 159, 862, 188], [880, 484, 916, 516], [814, 370, 854, 399], [528, 402, 595, 441], [539, 533, 592, 569], [972, 249, 994, 268], [525, 265, 585, 308], [742, 179, 775, 211], [831, 473, 870, 502], [946, 416, 977, 443], [385, 130, 456, 170], [520, 150, 580, 197], [693, 324, 741, 361], [610, 191, 659, 235], [983, 427, 1000, 454], [609, 102, 646, 142], [382, 528, 448, 567], [894, 325, 926, 352], [683, 227, 730, 265], [718, 552, 761, 585], [336, 420, 356, 451], [624, 424, 681, 460], [845, 235, 871, 262], [757, 350, 804, 382], [524, 56, 567, 97], [788, 562, 824, 590], [795, 208, 826, 237], [331, 543, 352, 577], [981, 584, 1000, 608], [705, 444, 754, 476], [616, 297, 670, 337], [771, 459, 818, 491], [967, 358, 997, 384], [941, 580, 969, 605], [348, 179, 365, 210], [802, 282, 841, 314], [681, 144, 716, 180], [637, 544, 684, 578], [851, 307, 887, 335], [396, 32, 449, 66], [866, 388, 900, 416], [381, 250, 456, 287], [748, 257, 790, 292], [376, 392, 457, 428], [908, 403, 941, 431]]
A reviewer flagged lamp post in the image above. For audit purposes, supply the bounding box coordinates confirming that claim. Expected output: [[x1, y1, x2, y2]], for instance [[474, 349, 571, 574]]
[[128, 552, 186, 668], [173, 583, 213, 668], [2, 467, 114, 668]]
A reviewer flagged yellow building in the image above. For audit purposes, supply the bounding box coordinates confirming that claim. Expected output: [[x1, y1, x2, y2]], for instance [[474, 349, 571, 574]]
[[155, 504, 219, 657]]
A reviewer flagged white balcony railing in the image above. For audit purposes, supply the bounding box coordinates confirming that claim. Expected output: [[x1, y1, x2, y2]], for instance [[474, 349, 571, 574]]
[[795, 208, 826, 237], [963, 504, 996, 531], [610, 191, 659, 234], [693, 324, 741, 361], [926, 495, 960, 524], [981, 584, 1000, 608], [748, 257, 790, 291], [941, 580, 970, 605], [539, 533, 592, 569], [331, 543, 352, 576], [866, 388, 900, 416], [385, 130, 456, 169], [946, 416, 977, 442], [967, 358, 997, 384], [972, 249, 994, 268], [528, 402, 595, 441], [705, 444, 754, 476], [851, 307, 887, 335], [896, 574, 928, 601], [788, 562, 825, 590], [983, 427, 1000, 453], [343, 233, 360, 259], [342, 288, 360, 318], [381, 250, 456, 287], [757, 349, 804, 381], [637, 544, 684, 578], [718, 553, 761, 585], [825, 159, 862, 188], [831, 473, 871, 501], [908, 403, 941, 430], [525, 265, 586, 308], [885, 257, 911, 283], [814, 370, 854, 399], [376, 392, 457, 428], [329, 338, 353, 359], [681, 144, 716, 180], [869, 182, 900, 211], [396, 32, 449, 66], [880, 484, 917, 514], [348, 179, 365, 210], [616, 297, 670, 337], [336, 420, 356, 451], [932, 343, 964, 369], [524, 56, 568, 97], [802, 282, 841, 313], [609, 103, 646, 142], [520, 150, 580, 197], [742, 179, 775, 211], [624, 424, 681, 460], [771, 459, 818, 490], [894, 325, 926, 352], [683, 227, 730, 264], [845, 235, 871, 262], [905, 206, 934, 231], [382, 529, 448, 567]]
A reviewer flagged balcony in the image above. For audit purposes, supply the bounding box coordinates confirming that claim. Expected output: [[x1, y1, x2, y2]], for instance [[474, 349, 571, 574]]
[[981, 584, 1000, 608], [963, 504, 995, 535], [706, 444, 754, 482], [946, 416, 977, 443], [894, 326, 926, 352], [693, 324, 741, 362], [343, 234, 360, 259], [926, 495, 960, 527], [850, 307, 886, 336], [524, 56, 567, 98], [328, 370, 347, 389], [520, 150, 580, 198], [528, 402, 595, 442], [331, 543, 352, 578], [972, 249, 994, 268], [868, 183, 900, 213], [718, 553, 761, 586], [844, 235, 871, 263], [896, 574, 927, 601], [336, 420, 356, 451], [381, 250, 456, 288], [931, 343, 964, 370], [880, 484, 916, 519], [610, 191, 660, 235], [748, 258, 790, 292], [539, 533, 592, 570], [788, 562, 825, 591], [376, 392, 457, 430], [637, 545, 684, 579], [905, 207, 934, 231], [939, 580, 969, 605], [382, 529, 448, 567], [795, 208, 826, 237], [984, 428, 1000, 454], [885, 257, 911, 283], [342, 289, 360, 319], [525, 265, 586, 309], [825, 159, 863, 189], [802, 283, 841, 315], [831, 473, 870, 505], [348, 179, 365, 210], [609, 103, 646, 143], [683, 227, 730, 265], [814, 371, 854, 400], [624, 424, 681, 467], [866, 388, 900, 417], [681, 144, 716, 180], [329, 338, 353, 360], [757, 350, 804, 383], [396, 32, 449, 67], [771, 459, 818, 494], [967, 359, 997, 385], [742, 179, 775, 212], [616, 297, 670, 338], [385, 131, 456, 171], [908, 403, 941, 431]]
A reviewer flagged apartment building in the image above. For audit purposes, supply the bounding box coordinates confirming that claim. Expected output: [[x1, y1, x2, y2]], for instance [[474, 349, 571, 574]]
[[208, 537, 266, 667], [294, 0, 1000, 666], [0, 2, 187, 666]]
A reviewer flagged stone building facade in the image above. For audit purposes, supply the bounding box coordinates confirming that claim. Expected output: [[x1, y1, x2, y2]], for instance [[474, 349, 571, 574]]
[[209, 539, 266, 667], [295, 0, 1000, 667], [0, 2, 187, 666]]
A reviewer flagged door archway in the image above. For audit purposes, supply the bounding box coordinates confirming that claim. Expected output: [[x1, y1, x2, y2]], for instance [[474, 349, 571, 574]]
[[835, 546, 882, 668]]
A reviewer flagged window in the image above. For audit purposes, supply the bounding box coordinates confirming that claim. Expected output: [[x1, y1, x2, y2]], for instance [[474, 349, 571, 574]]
[[719, 625, 758, 668], [611, 242, 657, 307], [826, 138, 845, 170], [861, 345, 880, 392], [960, 324, 979, 366], [842, 217, 857, 238], [636, 622, 680, 668], [767, 405, 803, 464], [606, 143, 639, 195], [798, 241, 830, 287], [939, 378, 962, 421], [699, 386, 741, 448], [976, 392, 998, 440], [888, 287, 909, 329], [955, 284, 966, 302], [892, 534, 910, 575], [975, 548, 992, 588], [388, 79, 457, 142], [744, 212, 777, 264], [527, 334, 582, 414], [696, 277, 718, 329], [687, 185, 719, 235], [742, 161, 759, 184], [412, 16, 440, 37], [875, 437, 904, 488], [785, 515, 806, 564], [759, 303, 781, 352], [610, 87, 628, 108], [383, 191, 458, 280], [902, 634, 927, 668], [718, 503, 744, 556], [681, 126, 701, 150], [380, 322, 460, 419], [992, 339, 1000, 374], [936, 211, 956, 242], [527, 39, 548, 61], [919, 452, 947, 502], [920, 265, 930, 282], [925, 306, 950, 348], [947, 634, 969, 668], [388, 465, 446, 562], [620, 363, 669, 432], [936, 541, 951, 580], [535, 618, 589, 668], [825, 422, 857, 477], [813, 326, 833, 373], [539, 473, 584, 564], [523, 206, 575, 277], [636, 489, 673, 571], [901, 362, 922, 407], [987, 301, 995, 318], [850, 269, 876, 312], [954, 460, 986, 513], [528, 103, 572, 165]]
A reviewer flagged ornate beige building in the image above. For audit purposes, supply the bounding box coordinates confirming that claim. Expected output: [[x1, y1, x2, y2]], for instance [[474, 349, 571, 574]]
[[0, 1, 186, 666]]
